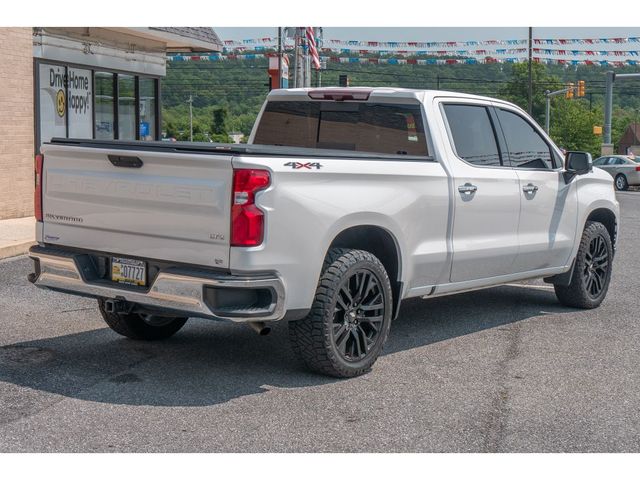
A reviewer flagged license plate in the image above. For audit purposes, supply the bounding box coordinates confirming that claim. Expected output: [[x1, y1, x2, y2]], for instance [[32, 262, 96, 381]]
[[111, 257, 146, 286]]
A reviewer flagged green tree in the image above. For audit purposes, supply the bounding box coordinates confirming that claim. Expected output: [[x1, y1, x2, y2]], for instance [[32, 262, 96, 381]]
[[549, 99, 603, 157], [212, 106, 228, 135], [499, 63, 563, 124]]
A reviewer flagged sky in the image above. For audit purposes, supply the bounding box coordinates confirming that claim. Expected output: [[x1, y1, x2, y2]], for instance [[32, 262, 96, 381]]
[[214, 27, 640, 43]]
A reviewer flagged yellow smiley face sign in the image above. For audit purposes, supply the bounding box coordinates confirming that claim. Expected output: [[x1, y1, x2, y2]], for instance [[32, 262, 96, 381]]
[[56, 89, 65, 117]]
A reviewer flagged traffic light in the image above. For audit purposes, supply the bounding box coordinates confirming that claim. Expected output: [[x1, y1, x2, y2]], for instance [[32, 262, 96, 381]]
[[578, 80, 586, 97], [565, 83, 575, 99]]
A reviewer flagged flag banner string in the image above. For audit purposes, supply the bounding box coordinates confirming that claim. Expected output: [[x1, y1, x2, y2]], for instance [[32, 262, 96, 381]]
[[223, 46, 640, 58], [168, 54, 639, 67], [221, 36, 640, 48]]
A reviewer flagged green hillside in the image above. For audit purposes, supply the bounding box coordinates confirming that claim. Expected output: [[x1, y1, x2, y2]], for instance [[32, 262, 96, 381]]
[[161, 53, 640, 154]]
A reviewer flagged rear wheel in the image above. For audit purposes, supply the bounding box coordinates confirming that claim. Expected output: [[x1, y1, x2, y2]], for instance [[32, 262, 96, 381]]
[[615, 174, 629, 191], [554, 221, 613, 309], [98, 299, 188, 340], [288, 248, 393, 378]]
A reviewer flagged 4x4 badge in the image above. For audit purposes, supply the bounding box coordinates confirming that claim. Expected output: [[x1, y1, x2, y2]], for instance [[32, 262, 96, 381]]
[[284, 161, 322, 170]]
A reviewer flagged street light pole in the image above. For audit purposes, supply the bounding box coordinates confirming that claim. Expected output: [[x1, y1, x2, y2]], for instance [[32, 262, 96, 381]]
[[545, 90, 551, 133], [602, 71, 640, 155], [527, 27, 533, 115], [544, 85, 577, 134]]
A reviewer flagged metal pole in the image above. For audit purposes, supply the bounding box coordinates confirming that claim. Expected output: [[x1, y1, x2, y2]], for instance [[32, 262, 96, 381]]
[[545, 90, 551, 133], [188, 94, 193, 142], [292, 29, 299, 88], [277, 27, 282, 89], [603, 71, 615, 145], [527, 27, 533, 115]]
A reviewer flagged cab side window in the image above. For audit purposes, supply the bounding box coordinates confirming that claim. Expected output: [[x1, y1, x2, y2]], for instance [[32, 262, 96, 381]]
[[496, 109, 556, 170], [443, 104, 502, 167]]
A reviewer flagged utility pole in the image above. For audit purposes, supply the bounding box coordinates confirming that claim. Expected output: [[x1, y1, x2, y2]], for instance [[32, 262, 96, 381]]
[[277, 27, 283, 89], [292, 29, 299, 88], [527, 26, 533, 115], [188, 94, 193, 142]]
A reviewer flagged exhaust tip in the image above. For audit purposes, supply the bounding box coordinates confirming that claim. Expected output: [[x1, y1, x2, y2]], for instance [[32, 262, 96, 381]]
[[248, 321, 271, 336]]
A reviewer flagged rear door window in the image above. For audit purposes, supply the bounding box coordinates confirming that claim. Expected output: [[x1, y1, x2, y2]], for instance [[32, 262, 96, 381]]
[[253, 101, 428, 156], [442, 104, 502, 167]]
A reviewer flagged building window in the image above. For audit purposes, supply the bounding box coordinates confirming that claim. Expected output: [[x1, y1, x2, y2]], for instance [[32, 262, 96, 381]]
[[67, 67, 93, 138], [139, 77, 157, 141], [36, 62, 160, 150], [95, 72, 115, 140], [38, 63, 67, 145], [118, 74, 136, 140]]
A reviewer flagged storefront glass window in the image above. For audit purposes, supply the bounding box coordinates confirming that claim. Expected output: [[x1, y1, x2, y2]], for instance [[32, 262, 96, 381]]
[[67, 68, 93, 138], [38, 63, 67, 146], [36, 63, 159, 147], [139, 77, 157, 141], [95, 72, 115, 140], [118, 74, 136, 140]]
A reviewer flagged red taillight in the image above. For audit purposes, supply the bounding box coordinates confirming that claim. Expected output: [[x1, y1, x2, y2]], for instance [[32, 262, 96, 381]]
[[231, 169, 270, 246], [307, 88, 372, 101], [635, 166, 640, 171], [34, 154, 44, 221]]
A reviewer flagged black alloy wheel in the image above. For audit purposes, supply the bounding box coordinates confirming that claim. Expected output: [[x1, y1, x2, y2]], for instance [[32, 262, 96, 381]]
[[331, 268, 386, 362], [288, 248, 393, 378], [582, 233, 609, 298], [554, 221, 613, 309]]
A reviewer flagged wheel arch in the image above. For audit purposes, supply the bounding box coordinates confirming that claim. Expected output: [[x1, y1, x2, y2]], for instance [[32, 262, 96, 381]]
[[327, 225, 403, 319], [585, 207, 618, 255]]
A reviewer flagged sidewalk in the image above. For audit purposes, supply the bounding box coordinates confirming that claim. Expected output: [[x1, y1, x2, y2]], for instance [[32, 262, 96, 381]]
[[0, 216, 35, 260]]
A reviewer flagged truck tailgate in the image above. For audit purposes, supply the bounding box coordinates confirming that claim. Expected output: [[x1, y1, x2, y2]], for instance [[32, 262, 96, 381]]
[[40, 144, 233, 268]]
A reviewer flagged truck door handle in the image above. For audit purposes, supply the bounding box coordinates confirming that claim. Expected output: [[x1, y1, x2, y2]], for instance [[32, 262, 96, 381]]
[[523, 183, 539, 194], [458, 183, 478, 195]]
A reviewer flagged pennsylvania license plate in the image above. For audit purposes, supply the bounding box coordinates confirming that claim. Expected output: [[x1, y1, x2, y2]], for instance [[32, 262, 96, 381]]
[[111, 257, 147, 286]]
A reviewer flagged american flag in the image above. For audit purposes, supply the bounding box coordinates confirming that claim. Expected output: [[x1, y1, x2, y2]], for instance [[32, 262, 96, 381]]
[[306, 27, 321, 70]]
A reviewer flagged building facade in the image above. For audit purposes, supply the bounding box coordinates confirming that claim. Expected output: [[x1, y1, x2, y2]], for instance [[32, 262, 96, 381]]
[[0, 28, 35, 219], [0, 27, 221, 220]]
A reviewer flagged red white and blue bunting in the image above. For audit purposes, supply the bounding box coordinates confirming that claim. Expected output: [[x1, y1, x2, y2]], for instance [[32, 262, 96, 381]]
[[167, 54, 640, 67], [222, 36, 640, 48]]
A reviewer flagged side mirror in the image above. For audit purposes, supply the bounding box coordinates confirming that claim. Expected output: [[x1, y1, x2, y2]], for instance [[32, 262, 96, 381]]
[[563, 151, 592, 183]]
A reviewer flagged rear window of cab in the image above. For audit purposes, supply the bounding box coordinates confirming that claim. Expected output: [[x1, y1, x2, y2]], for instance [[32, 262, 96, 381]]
[[253, 101, 428, 156]]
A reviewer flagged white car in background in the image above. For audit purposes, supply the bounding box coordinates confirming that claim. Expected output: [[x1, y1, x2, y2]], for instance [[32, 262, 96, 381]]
[[593, 155, 640, 191]]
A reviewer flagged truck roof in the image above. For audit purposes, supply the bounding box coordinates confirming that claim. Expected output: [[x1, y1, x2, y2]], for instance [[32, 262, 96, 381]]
[[266, 87, 507, 105]]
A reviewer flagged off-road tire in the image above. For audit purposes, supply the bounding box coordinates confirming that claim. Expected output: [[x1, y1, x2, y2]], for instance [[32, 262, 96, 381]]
[[554, 221, 613, 309], [98, 299, 188, 340], [615, 174, 629, 191], [288, 248, 393, 378]]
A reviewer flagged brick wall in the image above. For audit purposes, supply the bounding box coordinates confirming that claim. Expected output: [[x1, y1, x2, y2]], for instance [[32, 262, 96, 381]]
[[0, 28, 34, 220]]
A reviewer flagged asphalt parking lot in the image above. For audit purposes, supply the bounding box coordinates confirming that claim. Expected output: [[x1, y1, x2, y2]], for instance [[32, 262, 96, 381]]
[[0, 192, 639, 453]]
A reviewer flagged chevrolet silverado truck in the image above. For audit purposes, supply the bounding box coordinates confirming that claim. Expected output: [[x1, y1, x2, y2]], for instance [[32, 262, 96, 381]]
[[28, 87, 619, 378]]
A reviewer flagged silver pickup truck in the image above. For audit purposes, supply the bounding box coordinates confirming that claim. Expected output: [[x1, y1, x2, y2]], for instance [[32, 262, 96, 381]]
[[29, 87, 619, 378]]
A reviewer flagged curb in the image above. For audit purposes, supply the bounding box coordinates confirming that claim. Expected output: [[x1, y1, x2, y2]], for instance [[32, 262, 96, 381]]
[[0, 241, 35, 260]]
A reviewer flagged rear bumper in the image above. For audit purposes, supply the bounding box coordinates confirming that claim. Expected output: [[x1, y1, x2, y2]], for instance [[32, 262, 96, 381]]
[[28, 246, 286, 322]]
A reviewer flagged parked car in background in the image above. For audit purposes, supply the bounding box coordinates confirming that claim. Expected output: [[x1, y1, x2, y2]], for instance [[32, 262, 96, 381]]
[[593, 155, 640, 191]]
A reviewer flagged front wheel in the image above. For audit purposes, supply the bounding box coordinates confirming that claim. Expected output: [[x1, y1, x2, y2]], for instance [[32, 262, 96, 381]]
[[98, 299, 188, 340], [615, 174, 629, 191], [288, 248, 393, 378], [554, 221, 613, 309]]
